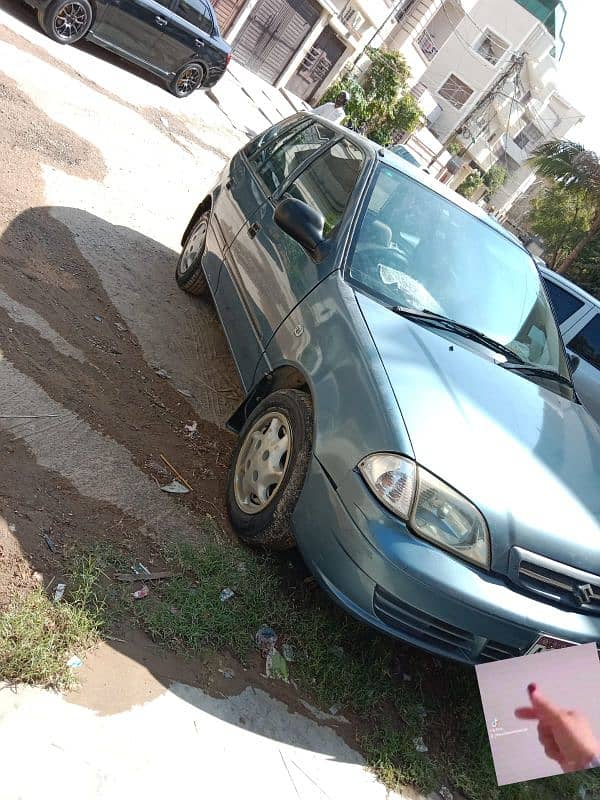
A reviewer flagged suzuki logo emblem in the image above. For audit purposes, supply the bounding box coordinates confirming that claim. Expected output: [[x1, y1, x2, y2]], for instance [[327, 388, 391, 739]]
[[576, 583, 595, 605]]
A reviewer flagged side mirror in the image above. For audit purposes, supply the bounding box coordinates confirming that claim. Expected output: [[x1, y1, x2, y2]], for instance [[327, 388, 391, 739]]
[[274, 197, 324, 254], [568, 353, 580, 374]]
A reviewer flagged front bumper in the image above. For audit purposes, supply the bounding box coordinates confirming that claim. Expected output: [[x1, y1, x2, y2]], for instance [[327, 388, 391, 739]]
[[292, 458, 600, 664]]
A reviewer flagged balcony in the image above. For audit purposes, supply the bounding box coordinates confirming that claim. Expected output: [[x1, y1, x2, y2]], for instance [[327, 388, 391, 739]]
[[417, 30, 439, 61]]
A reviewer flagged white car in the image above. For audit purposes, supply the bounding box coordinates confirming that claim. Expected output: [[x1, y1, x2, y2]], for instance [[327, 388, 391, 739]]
[[539, 264, 600, 425]]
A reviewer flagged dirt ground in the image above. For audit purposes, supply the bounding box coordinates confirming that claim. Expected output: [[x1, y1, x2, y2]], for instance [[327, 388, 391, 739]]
[[0, 8, 247, 602]]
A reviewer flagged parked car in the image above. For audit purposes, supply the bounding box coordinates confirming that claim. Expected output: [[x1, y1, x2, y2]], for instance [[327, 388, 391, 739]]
[[177, 113, 600, 664], [537, 262, 600, 426], [25, 0, 230, 96]]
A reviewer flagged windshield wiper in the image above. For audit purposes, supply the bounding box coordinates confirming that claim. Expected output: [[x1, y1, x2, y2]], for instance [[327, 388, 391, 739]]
[[391, 306, 525, 364], [499, 363, 574, 388]]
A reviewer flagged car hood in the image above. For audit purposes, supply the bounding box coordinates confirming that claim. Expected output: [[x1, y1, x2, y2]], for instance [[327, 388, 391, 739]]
[[357, 293, 600, 573]]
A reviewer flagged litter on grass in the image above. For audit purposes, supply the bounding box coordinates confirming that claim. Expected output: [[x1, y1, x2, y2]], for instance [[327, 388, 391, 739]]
[[53, 583, 66, 602], [67, 655, 83, 669], [439, 787, 453, 800], [281, 643, 295, 662], [413, 736, 428, 753], [266, 648, 289, 683], [160, 480, 189, 494], [132, 585, 150, 600], [219, 588, 234, 602], [255, 625, 278, 655]]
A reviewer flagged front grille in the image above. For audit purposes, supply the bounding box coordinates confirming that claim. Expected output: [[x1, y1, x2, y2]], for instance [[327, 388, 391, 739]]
[[510, 547, 600, 615], [373, 586, 527, 663]]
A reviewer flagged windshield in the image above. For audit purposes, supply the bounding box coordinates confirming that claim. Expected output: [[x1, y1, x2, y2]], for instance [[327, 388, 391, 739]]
[[348, 165, 567, 374]]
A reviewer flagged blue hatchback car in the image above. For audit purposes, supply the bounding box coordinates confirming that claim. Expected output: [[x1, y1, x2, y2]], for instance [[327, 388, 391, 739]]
[[177, 113, 600, 664]]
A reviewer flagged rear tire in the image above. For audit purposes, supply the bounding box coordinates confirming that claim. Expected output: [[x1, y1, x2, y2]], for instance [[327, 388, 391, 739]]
[[226, 390, 313, 551], [176, 212, 209, 296], [39, 0, 92, 43], [170, 63, 205, 97]]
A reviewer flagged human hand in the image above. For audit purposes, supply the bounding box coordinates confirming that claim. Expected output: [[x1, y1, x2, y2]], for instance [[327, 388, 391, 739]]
[[515, 684, 600, 772]]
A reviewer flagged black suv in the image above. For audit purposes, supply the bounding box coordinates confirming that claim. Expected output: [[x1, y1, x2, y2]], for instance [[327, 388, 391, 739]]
[[27, 0, 231, 96]]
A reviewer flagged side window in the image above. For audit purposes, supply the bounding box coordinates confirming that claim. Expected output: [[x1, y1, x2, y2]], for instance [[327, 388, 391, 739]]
[[176, 0, 213, 33], [284, 140, 364, 237], [542, 277, 584, 325], [244, 120, 299, 159], [251, 122, 336, 195], [570, 314, 600, 369]]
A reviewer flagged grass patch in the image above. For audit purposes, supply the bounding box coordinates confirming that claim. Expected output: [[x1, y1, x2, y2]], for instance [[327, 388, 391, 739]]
[[0, 588, 101, 691], [67, 535, 600, 800]]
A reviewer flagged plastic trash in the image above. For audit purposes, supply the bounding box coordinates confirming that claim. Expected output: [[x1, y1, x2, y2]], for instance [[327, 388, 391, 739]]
[[44, 533, 57, 552], [160, 480, 189, 494], [219, 588, 234, 602], [282, 643, 295, 662], [413, 736, 428, 753], [439, 787, 453, 800], [94, 315, 102, 322], [67, 655, 83, 669], [132, 585, 150, 599], [266, 648, 289, 682], [184, 421, 198, 436], [255, 625, 278, 655], [219, 668, 234, 679], [8, 523, 16, 533], [155, 368, 170, 379], [53, 583, 66, 602]]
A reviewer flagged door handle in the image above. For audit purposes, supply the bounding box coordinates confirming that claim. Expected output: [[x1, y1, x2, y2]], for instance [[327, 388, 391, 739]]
[[154, 15, 167, 26], [247, 222, 261, 239], [195, 38, 205, 47]]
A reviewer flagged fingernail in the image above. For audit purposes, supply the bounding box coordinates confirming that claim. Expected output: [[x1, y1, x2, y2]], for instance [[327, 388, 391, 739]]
[[528, 683, 537, 695]]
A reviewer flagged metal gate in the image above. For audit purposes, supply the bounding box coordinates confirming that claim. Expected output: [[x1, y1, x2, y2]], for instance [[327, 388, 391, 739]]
[[212, 0, 245, 34], [286, 25, 345, 101], [232, 0, 320, 85]]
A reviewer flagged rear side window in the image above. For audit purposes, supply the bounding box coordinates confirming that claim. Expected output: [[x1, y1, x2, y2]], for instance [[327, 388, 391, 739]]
[[284, 140, 364, 237], [570, 314, 600, 369], [176, 0, 213, 33], [251, 122, 336, 195], [542, 277, 584, 325]]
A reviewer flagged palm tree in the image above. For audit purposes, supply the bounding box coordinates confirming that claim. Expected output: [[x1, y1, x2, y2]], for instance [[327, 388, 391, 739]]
[[529, 139, 600, 274]]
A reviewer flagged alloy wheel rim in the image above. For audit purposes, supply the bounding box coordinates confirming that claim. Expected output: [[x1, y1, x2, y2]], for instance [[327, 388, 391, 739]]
[[176, 66, 202, 95], [233, 412, 292, 514], [54, 2, 88, 39], [179, 220, 206, 274]]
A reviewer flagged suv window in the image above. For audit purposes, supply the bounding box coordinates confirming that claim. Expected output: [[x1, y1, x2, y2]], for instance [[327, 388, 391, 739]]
[[570, 314, 600, 369], [542, 277, 585, 325], [251, 122, 336, 195], [176, 0, 213, 33], [284, 140, 364, 237]]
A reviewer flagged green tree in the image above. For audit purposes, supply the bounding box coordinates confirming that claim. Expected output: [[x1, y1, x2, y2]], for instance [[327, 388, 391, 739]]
[[528, 184, 594, 269], [320, 48, 422, 146], [529, 139, 600, 273], [483, 164, 507, 197], [570, 232, 600, 300], [456, 170, 483, 199]]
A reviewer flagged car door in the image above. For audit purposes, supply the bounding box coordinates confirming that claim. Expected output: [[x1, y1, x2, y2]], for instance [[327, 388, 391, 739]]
[[563, 311, 600, 424], [158, 0, 216, 73], [216, 129, 365, 388], [92, 0, 173, 68]]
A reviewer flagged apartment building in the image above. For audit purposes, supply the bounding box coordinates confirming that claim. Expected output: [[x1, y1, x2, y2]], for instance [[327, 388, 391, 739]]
[[212, 0, 399, 101], [386, 0, 583, 215]]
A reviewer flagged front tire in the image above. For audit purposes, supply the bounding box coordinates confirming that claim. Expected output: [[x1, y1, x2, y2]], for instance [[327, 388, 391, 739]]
[[176, 212, 209, 296], [226, 390, 313, 550], [39, 0, 92, 43], [170, 63, 205, 98]]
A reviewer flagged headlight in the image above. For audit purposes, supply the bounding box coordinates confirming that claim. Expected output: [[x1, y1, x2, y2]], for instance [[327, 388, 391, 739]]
[[358, 454, 490, 569]]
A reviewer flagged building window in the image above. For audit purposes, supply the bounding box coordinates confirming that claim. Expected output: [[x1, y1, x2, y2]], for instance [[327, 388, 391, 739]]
[[474, 29, 509, 65], [493, 142, 520, 173], [514, 122, 543, 151], [438, 74, 474, 109]]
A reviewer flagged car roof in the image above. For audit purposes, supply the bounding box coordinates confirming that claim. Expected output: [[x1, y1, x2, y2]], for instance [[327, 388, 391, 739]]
[[538, 263, 600, 308], [297, 112, 524, 251]]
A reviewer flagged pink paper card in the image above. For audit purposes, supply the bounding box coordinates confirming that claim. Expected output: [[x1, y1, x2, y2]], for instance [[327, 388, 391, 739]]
[[475, 642, 600, 785]]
